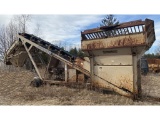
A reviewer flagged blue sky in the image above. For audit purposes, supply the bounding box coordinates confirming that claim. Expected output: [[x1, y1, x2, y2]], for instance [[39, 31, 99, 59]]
[[0, 15, 159, 53]]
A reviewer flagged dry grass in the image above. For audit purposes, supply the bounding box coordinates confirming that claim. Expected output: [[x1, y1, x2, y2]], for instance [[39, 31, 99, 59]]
[[0, 70, 160, 105]]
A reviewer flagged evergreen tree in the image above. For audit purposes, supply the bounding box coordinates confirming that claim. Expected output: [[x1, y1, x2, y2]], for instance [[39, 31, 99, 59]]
[[100, 15, 119, 26]]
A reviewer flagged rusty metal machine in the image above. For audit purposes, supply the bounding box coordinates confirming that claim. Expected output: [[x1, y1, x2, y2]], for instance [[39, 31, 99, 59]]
[[4, 18, 155, 98], [81, 19, 155, 98], [147, 58, 160, 73], [4, 33, 90, 82]]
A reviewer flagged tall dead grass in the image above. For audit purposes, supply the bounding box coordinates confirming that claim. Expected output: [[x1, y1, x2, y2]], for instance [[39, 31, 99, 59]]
[[0, 70, 160, 105]]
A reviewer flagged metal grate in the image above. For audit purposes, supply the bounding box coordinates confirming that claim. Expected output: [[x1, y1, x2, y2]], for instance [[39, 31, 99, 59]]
[[81, 20, 146, 40]]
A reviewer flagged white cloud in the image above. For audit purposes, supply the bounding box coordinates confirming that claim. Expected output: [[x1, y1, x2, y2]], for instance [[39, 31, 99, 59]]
[[1, 14, 160, 52], [148, 21, 160, 53], [154, 22, 160, 42], [0, 15, 13, 26], [29, 15, 104, 44]]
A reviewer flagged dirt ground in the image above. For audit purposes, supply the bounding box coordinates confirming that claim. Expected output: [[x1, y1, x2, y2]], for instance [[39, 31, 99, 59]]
[[0, 69, 160, 105]]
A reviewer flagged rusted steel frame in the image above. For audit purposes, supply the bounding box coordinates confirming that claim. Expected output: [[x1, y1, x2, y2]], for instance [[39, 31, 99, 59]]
[[98, 32, 104, 38], [130, 27, 133, 33], [90, 57, 94, 85], [90, 33, 95, 39], [87, 34, 91, 39], [134, 26, 137, 33], [132, 55, 139, 97], [145, 21, 154, 38], [112, 29, 117, 36], [137, 25, 140, 32], [111, 30, 115, 36], [22, 41, 43, 80], [122, 28, 127, 35], [96, 32, 101, 38], [82, 28, 100, 34], [105, 31, 109, 37], [101, 32, 107, 38], [87, 34, 93, 39], [120, 28, 125, 35], [99, 32, 104, 37], [102, 31, 107, 37], [85, 34, 90, 39], [94, 33, 99, 38], [65, 63, 68, 82], [127, 27, 131, 34], [126, 27, 130, 34], [82, 44, 146, 51], [114, 29, 119, 36], [107, 31, 112, 37], [7, 51, 26, 59], [92, 33, 97, 38], [95, 33, 99, 38], [118, 20, 144, 28], [97, 32, 102, 38], [117, 29, 122, 35], [82, 20, 145, 34], [5, 40, 19, 57], [88, 34, 92, 39], [102, 31, 108, 37], [145, 19, 154, 33], [86, 34, 90, 39], [19, 35, 90, 76], [142, 25, 145, 32], [108, 30, 112, 37], [118, 28, 123, 35], [91, 33, 96, 39], [81, 33, 87, 40], [94, 33, 99, 39], [82, 25, 143, 40], [130, 27, 135, 33], [137, 59, 141, 97], [146, 26, 154, 36], [93, 74, 133, 95]]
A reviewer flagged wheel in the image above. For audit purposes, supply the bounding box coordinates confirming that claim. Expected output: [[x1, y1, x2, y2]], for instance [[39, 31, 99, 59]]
[[30, 77, 43, 87]]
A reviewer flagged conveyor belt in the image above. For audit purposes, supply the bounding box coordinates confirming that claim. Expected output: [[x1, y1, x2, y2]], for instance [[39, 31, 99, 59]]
[[18, 33, 90, 76]]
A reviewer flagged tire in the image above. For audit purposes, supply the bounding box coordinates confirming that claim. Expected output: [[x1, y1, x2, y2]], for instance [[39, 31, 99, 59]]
[[30, 78, 43, 87]]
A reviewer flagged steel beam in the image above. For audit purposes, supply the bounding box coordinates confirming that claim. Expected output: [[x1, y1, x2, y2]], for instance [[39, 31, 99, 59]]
[[132, 55, 138, 98], [65, 63, 68, 82], [22, 41, 43, 80]]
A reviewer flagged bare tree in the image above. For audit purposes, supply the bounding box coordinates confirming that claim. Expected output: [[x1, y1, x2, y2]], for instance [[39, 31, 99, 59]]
[[14, 14, 31, 33], [0, 14, 32, 61], [6, 19, 18, 45], [0, 25, 8, 60], [155, 41, 160, 56], [34, 23, 41, 36], [34, 22, 44, 38]]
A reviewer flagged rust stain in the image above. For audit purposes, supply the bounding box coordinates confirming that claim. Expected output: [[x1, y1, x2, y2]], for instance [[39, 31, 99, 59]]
[[74, 57, 85, 68], [92, 80, 132, 97], [68, 75, 77, 82], [84, 36, 144, 50], [77, 74, 85, 83], [87, 41, 105, 50], [118, 76, 133, 92]]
